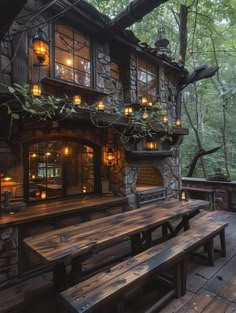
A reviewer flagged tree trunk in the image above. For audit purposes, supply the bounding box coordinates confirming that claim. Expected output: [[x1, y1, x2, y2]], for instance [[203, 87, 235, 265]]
[[179, 4, 188, 65]]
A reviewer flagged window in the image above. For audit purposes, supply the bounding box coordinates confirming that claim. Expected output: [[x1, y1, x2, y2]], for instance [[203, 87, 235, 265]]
[[28, 140, 96, 201], [55, 24, 91, 87], [137, 57, 157, 97]]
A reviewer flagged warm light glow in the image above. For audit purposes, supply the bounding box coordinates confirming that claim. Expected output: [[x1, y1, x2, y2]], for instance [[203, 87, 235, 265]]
[[176, 119, 182, 127], [146, 141, 158, 150], [41, 191, 47, 199], [104, 146, 116, 166], [148, 102, 153, 107], [82, 186, 87, 193], [124, 105, 133, 116], [35, 191, 41, 199], [96, 101, 105, 111], [66, 56, 73, 66], [141, 96, 148, 106], [33, 39, 48, 63], [31, 153, 37, 158], [3, 176, 12, 182], [32, 174, 36, 179], [180, 190, 189, 201], [162, 115, 168, 124], [142, 110, 149, 120], [9, 212, 15, 215], [73, 95, 81, 106], [45, 152, 51, 156], [64, 146, 69, 156], [32, 84, 41, 97]]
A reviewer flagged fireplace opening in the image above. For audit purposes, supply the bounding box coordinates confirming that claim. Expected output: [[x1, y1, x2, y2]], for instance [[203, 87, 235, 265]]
[[136, 165, 164, 191]]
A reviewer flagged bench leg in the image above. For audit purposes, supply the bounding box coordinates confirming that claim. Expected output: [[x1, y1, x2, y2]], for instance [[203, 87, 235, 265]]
[[180, 258, 188, 296], [174, 263, 182, 298], [162, 223, 168, 237], [53, 262, 67, 292], [206, 239, 215, 266], [116, 300, 125, 313], [220, 229, 226, 257], [70, 257, 83, 284], [130, 233, 142, 254]]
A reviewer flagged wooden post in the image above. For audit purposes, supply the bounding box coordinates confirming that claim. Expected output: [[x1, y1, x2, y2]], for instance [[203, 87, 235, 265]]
[[220, 229, 226, 257]]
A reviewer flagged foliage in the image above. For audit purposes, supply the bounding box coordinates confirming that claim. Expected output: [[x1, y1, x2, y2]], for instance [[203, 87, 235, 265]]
[[87, 0, 236, 179]]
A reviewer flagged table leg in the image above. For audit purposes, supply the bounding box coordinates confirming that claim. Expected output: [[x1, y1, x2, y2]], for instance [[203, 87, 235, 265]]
[[70, 257, 83, 284], [53, 262, 67, 292], [130, 233, 142, 254]]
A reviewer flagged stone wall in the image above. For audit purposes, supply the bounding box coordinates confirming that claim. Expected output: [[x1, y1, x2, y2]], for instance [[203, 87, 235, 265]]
[[0, 226, 18, 287]]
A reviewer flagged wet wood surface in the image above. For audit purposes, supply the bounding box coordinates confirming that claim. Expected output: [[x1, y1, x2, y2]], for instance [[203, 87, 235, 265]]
[[24, 199, 209, 264], [0, 195, 127, 228], [60, 218, 227, 313]]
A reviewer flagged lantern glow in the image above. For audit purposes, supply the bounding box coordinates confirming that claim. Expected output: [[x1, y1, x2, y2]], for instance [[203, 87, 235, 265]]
[[32, 29, 49, 64], [73, 95, 81, 106], [176, 119, 182, 127], [124, 105, 133, 116], [32, 84, 41, 97], [96, 101, 105, 111]]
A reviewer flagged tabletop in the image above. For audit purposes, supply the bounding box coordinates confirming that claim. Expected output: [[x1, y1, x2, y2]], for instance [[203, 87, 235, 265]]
[[24, 199, 209, 264]]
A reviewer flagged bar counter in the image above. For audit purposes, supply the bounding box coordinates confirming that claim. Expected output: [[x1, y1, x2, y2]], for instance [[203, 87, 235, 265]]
[[0, 195, 128, 228]]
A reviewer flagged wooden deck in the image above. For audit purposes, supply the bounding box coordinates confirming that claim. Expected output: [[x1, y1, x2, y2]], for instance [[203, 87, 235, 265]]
[[1, 210, 236, 313]]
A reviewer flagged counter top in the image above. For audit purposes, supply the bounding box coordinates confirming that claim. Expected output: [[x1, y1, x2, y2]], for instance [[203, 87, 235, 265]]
[[0, 195, 128, 228]]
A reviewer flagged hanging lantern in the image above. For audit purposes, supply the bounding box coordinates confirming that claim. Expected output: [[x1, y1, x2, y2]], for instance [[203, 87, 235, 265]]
[[145, 138, 158, 150], [32, 84, 41, 96], [179, 190, 189, 201], [124, 105, 133, 116], [175, 118, 182, 127], [96, 101, 105, 111], [142, 110, 149, 120], [73, 95, 81, 106], [162, 114, 168, 124], [140, 96, 148, 106], [32, 29, 49, 64], [104, 146, 116, 166]]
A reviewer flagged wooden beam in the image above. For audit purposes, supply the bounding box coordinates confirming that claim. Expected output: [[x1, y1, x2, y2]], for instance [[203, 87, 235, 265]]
[[105, 0, 169, 33]]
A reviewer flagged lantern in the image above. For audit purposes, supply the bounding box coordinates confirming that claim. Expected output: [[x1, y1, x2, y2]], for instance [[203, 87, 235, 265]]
[[73, 95, 81, 106], [141, 96, 148, 106], [162, 115, 168, 124], [96, 101, 105, 111], [145, 139, 158, 150], [41, 191, 47, 200], [32, 29, 49, 64], [82, 186, 87, 193], [104, 146, 116, 166], [176, 118, 182, 127], [179, 190, 189, 201], [32, 84, 41, 97], [142, 110, 149, 120], [124, 105, 133, 116]]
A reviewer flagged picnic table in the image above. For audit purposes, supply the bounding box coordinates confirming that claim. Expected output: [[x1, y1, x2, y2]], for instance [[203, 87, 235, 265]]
[[24, 199, 209, 291]]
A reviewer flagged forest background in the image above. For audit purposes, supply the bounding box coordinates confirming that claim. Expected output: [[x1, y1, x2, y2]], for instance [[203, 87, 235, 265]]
[[88, 0, 236, 180]]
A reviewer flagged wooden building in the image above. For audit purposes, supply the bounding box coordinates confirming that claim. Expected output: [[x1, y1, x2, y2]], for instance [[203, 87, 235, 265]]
[[0, 0, 192, 289]]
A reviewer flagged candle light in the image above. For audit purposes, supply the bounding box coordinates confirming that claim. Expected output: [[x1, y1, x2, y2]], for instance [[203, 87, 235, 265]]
[[142, 110, 149, 120], [82, 186, 87, 193], [180, 190, 189, 201]]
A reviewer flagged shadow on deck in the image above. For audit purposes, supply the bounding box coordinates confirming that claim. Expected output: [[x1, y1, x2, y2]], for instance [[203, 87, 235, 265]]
[[1, 210, 236, 313]]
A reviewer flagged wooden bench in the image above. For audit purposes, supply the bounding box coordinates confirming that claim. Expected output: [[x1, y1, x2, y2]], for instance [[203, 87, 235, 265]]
[[183, 187, 216, 211], [60, 218, 228, 313]]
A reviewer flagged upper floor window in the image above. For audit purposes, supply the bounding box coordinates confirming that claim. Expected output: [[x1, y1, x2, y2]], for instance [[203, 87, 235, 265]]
[[55, 24, 91, 87], [137, 57, 157, 97]]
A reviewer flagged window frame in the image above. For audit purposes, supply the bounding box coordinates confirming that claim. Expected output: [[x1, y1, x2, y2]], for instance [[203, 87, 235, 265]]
[[136, 56, 158, 98], [53, 23, 92, 88], [23, 138, 101, 203]]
